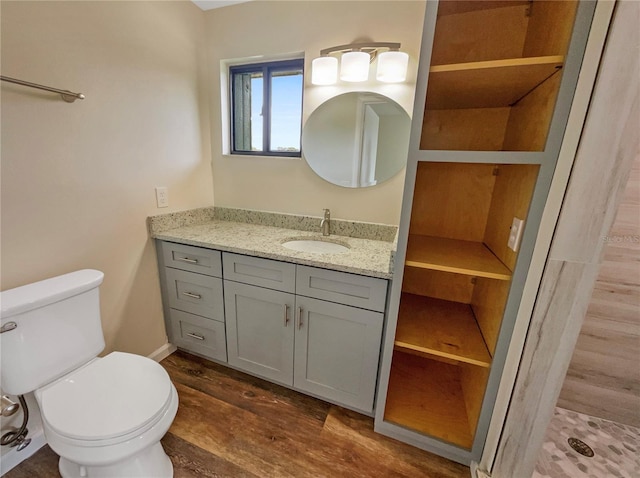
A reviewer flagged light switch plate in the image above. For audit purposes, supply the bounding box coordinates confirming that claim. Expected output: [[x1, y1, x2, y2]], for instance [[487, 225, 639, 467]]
[[507, 217, 524, 252]]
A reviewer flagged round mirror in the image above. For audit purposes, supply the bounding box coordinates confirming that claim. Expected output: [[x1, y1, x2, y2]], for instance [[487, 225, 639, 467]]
[[302, 92, 410, 188]]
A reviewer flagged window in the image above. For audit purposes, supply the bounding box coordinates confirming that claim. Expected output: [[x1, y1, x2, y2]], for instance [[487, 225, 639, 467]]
[[230, 59, 304, 157]]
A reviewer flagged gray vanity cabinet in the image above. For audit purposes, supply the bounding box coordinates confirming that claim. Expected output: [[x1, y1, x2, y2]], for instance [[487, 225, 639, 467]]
[[157, 241, 388, 414], [224, 280, 295, 386]]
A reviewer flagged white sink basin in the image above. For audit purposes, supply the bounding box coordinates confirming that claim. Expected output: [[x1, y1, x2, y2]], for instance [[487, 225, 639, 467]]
[[281, 239, 350, 254]]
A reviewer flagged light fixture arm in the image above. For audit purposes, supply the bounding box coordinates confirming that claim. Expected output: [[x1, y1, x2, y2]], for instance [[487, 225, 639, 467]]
[[319, 42, 401, 56]]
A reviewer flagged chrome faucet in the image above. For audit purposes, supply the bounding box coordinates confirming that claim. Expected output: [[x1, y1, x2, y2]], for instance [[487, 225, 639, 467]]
[[320, 209, 330, 236]]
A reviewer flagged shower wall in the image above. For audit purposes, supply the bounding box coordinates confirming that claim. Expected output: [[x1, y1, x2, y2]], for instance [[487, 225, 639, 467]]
[[558, 155, 640, 427]]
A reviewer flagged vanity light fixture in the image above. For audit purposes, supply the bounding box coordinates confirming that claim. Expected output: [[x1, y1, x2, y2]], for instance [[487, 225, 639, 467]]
[[311, 42, 408, 85]]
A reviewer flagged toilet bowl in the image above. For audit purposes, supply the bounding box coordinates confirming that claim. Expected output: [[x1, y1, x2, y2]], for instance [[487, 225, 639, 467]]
[[0, 270, 179, 477], [36, 352, 178, 477]]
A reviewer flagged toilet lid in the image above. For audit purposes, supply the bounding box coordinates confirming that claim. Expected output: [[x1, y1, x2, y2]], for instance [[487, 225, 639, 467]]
[[39, 352, 173, 441]]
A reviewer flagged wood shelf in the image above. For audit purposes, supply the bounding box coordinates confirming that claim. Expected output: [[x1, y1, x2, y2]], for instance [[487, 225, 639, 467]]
[[384, 352, 474, 449], [436, 0, 530, 18], [425, 56, 564, 110], [405, 234, 512, 280], [395, 293, 492, 367]]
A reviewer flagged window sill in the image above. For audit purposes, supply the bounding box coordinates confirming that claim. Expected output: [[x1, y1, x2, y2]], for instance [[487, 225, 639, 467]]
[[223, 153, 303, 160]]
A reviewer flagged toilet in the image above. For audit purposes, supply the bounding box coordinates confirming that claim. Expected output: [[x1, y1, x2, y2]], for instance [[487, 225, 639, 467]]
[[0, 270, 178, 477]]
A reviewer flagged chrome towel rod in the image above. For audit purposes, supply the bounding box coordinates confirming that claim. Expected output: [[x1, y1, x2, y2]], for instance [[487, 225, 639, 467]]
[[0, 75, 85, 103]]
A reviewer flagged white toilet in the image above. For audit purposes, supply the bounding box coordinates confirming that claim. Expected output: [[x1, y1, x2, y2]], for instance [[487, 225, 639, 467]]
[[0, 269, 179, 477]]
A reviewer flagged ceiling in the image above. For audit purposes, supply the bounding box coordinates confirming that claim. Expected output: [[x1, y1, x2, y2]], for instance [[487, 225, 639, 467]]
[[191, 1, 251, 11]]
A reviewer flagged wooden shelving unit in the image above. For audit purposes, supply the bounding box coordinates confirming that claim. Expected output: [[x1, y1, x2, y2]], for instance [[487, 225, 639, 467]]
[[377, 0, 587, 462], [395, 293, 491, 367], [387, 161, 538, 451], [405, 235, 512, 280]]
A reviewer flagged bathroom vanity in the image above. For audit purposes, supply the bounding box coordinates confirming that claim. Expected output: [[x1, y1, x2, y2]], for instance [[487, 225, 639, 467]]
[[151, 208, 396, 415]]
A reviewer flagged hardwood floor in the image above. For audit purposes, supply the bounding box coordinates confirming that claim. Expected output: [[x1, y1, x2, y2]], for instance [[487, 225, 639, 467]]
[[5, 350, 470, 477]]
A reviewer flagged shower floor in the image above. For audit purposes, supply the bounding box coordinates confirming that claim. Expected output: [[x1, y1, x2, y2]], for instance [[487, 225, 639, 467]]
[[534, 407, 640, 478]]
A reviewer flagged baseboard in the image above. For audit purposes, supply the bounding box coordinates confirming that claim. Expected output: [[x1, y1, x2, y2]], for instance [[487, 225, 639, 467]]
[[147, 342, 177, 363]]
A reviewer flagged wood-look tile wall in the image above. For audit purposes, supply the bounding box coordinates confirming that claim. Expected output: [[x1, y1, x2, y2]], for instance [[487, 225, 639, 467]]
[[490, 2, 639, 477], [558, 155, 639, 427]]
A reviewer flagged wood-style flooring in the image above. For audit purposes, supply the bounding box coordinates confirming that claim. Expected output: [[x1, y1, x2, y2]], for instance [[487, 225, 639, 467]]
[[5, 350, 470, 477]]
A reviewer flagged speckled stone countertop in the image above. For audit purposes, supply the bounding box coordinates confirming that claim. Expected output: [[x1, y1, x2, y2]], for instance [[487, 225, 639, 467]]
[[148, 207, 398, 279]]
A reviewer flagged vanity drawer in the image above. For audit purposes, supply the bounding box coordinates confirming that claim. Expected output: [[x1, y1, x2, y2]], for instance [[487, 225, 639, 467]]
[[165, 268, 224, 321], [161, 241, 222, 277], [170, 309, 227, 362], [296, 265, 388, 312], [223, 252, 296, 293]]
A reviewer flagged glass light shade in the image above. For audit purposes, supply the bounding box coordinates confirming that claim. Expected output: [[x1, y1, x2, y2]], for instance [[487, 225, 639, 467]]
[[311, 56, 338, 85], [340, 51, 370, 82], [376, 51, 409, 83]]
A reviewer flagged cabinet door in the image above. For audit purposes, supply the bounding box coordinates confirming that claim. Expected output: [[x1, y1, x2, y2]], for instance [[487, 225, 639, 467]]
[[224, 280, 295, 385], [294, 296, 383, 413]]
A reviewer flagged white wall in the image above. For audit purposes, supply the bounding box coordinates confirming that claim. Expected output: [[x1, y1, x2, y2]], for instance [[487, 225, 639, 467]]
[[205, 1, 425, 224], [0, 1, 213, 356]]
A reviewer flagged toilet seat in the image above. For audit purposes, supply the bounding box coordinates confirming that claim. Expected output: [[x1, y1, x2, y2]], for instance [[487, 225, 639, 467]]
[[37, 352, 173, 445]]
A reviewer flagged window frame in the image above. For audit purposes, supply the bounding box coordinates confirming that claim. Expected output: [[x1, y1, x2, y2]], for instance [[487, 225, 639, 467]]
[[229, 58, 304, 158]]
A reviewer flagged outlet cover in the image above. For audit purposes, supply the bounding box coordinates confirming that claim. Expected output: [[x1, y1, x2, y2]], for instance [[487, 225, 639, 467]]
[[507, 217, 524, 252], [155, 187, 168, 208]]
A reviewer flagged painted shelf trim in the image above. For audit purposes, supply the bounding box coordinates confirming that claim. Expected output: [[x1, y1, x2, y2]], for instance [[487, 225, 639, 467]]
[[395, 293, 492, 367], [426, 55, 565, 110], [405, 234, 512, 280]]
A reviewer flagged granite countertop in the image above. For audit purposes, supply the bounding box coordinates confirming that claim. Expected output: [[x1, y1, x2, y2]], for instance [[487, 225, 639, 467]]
[[148, 207, 398, 279]]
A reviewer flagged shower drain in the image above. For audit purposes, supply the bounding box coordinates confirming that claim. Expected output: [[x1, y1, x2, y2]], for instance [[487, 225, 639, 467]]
[[568, 437, 595, 457]]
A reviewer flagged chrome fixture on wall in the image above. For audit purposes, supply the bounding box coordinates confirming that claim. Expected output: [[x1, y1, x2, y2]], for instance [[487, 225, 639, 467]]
[[311, 42, 409, 85], [0, 75, 85, 102]]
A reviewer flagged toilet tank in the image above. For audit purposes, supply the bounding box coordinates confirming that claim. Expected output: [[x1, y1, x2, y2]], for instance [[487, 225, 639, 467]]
[[0, 270, 105, 396]]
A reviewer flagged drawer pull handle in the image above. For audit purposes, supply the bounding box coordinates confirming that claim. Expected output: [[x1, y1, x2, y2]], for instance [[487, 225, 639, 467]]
[[186, 332, 205, 341], [284, 304, 290, 327], [177, 257, 199, 264], [297, 306, 303, 330], [182, 291, 202, 299]]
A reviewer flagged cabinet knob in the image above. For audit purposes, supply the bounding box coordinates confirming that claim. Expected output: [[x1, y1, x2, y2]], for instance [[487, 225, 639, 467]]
[[284, 304, 290, 327], [297, 306, 304, 330], [182, 291, 202, 299]]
